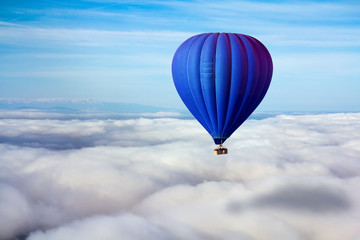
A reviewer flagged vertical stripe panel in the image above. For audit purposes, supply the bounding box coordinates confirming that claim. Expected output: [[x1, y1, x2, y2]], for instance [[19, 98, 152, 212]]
[[200, 33, 219, 133], [215, 33, 232, 137]]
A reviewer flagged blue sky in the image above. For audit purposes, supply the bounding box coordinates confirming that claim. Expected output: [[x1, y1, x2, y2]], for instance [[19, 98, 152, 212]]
[[0, 0, 359, 111]]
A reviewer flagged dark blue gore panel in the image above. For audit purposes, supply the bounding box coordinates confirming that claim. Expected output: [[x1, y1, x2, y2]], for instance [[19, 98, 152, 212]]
[[172, 33, 273, 145]]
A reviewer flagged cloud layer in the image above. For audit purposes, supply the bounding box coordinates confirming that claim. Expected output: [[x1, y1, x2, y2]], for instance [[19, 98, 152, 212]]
[[0, 112, 359, 240]]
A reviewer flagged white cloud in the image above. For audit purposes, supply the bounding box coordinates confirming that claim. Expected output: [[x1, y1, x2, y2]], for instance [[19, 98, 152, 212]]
[[0, 183, 32, 239], [0, 21, 22, 27], [27, 213, 202, 240], [0, 112, 359, 239], [0, 25, 193, 47]]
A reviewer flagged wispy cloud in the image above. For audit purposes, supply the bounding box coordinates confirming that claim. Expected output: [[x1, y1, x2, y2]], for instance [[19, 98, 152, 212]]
[[193, 0, 360, 22], [2, 0, 359, 48], [0, 25, 193, 47], [1, 24, 359, 59]]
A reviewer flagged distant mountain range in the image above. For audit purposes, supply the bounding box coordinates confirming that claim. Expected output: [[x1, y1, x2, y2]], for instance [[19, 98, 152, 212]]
[[0, 98, 326, 120]]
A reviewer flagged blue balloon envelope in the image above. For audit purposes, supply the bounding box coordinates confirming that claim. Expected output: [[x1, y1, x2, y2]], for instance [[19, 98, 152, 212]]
[[172, 33, 273, 145]]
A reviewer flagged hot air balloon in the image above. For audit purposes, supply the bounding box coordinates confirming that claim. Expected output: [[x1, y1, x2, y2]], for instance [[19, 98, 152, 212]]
[[172, 33, 273, 155]]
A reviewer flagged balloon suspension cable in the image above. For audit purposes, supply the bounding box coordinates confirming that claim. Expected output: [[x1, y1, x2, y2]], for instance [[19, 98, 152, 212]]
[[213, 140, 228, 155]]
